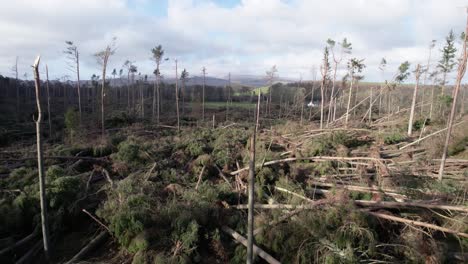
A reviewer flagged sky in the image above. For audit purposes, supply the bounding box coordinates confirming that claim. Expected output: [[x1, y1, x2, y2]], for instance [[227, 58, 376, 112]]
[[0, 0, 467, 84]]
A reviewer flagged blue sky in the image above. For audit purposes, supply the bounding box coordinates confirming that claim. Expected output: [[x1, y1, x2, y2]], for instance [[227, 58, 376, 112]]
[[0, 0, 467, 83]]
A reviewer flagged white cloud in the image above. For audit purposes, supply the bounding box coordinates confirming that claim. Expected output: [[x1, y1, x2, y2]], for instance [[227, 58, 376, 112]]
[[0, 0, 466, 83]]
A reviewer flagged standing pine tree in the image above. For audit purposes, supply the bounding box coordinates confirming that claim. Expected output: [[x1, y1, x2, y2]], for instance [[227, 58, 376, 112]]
[[437, 30, 457, 95]]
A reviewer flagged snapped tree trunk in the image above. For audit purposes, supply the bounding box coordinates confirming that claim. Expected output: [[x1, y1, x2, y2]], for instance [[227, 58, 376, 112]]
[[438, 10, 468, 181], [175, 60, 180, 132], [247, 93, 261, 264], [76, 52, 82, 126], [345, 77, 354, 127], [32, 56, 51, 260], [408, 64, 421, 136]]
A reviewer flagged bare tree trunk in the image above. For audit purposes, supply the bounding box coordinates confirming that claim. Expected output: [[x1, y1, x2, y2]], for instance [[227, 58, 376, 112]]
[[327, 63, 338, 126], [175, 60, 180, 132], [140, 80, 144, 118], [368, 86, 373, 124], [46, 65, 52, 138], [202, 67, 206, 122], [76, 52, 82, 125], [438, 10, 468, 181], [345, 77, 354, 127], [247, 94, 261, 264], [127, 72, 130, 109], [32, 56, 51, 260], [320, 74, 326, 129], [157, 75, 160, 124], [408, 64, 421, 136], [153, 77, 157, 121], [14, 57, 19, 121]]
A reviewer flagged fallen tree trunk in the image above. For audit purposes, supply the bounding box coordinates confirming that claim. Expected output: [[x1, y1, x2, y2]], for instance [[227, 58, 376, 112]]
[[15, 240, 42, 264], [0, 226, 40, 257], [354, 200, 468, 213], [230, 156, 390, 175], [367, 211, 468, 238], [399, 121, 465, 150], [233, 200, 468, 213], [65, 231, 109, 264], [0, 156, 109, 162], [221, 226, 280, 264]]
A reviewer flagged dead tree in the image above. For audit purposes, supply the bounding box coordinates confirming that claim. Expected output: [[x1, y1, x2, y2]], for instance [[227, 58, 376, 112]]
[[175, 60, 180, 132], [12, 57, 19, 121], [408, 64, 422, 136], [32, 56, 51, 260], [247, 93, 261, 264], [438, 9, 468, 181], [46, 65, 52, 137], [202, 66, 206, 121], [64, 41, 82, 125], [326, 38, 352, 125], [309, 65, 317, 120], [266, 65, 278, 117], [226, 72, 231, 121], [320, 47, 330, 129], [94, 38, 116, 137]]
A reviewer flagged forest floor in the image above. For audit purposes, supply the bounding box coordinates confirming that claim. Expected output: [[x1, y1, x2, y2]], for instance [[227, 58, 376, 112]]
[[0, 108, 467, 263]]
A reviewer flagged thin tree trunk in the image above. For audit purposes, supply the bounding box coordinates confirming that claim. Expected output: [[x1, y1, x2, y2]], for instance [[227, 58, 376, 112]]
[[327, 62, 338, 126], [247, 94, 261, 264], [368, 86, 373, 124], [408, 64, 421, 136], [175, 60, 180, 132], [202, 67, 206, 122], [46, 65, 52, 138], [127, 72, 130, 109], [345, 78, 354, 127], [157, 75, 160, 124], [438, 10, 468, 181], [15, 57, 19, 121], [76, 52, 82, 125], [320, 75, 326, 129], [32, 56, 51, 260], [153, 77, 157, 121]]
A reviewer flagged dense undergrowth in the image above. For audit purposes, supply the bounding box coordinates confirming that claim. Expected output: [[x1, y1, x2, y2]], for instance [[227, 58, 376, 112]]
[[0, 118, 467, 263]]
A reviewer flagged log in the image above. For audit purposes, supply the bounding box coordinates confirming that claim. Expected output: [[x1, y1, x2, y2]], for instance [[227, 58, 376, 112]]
[[354, 200, 468, 213], [65, 231, 109, 264], [221, 226, 280, 264], [308, 181, 407, 200], [274, 186, 327, 201], [0, 156, 109, 162], [399, 121, 465, 150], [230, 156, 390, 176], [368, 211, 468, 238], [233, 200, 468, 214], [0, 226, 40, 256], [15, 240, 42, 264]]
